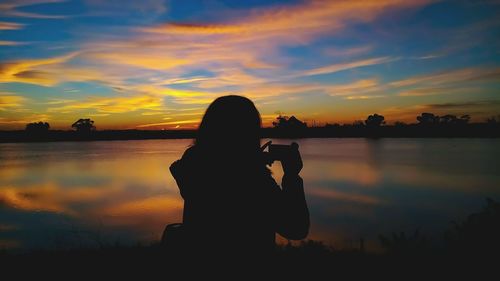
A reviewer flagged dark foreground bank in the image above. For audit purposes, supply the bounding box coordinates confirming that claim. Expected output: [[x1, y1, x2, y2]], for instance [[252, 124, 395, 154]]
[[1, 199, 498, 277]]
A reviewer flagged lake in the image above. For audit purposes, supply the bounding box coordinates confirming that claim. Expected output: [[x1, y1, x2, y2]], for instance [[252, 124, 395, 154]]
[[1, 138, 499, 252]]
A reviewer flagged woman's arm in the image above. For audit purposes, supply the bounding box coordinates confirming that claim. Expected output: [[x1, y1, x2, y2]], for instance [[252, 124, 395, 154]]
[[275, 143, 310, 240], [276, 174, 310, 240]]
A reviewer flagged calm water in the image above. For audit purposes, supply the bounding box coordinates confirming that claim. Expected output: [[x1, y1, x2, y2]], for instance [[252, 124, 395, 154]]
[[1, 138, 499, 251]]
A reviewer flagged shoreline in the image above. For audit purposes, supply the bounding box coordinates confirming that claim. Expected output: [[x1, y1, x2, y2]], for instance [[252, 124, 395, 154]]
[[1, 124, 499, 143]]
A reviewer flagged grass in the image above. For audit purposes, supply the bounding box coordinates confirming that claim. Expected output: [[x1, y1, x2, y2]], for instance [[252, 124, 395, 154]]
[[1, 198, 499, 277]]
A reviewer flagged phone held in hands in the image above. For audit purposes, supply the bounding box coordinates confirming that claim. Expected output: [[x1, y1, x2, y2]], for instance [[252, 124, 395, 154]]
[[261, 141, 299, 165]]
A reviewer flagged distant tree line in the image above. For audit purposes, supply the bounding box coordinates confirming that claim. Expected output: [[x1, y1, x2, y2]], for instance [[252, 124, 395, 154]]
[[21, 112, 500, 134], [0, 112, 498, 143], [271, 112, 500, 130]]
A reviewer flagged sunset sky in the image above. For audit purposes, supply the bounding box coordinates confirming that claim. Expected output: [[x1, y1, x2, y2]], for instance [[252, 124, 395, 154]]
[[0, 0, 499, 129]]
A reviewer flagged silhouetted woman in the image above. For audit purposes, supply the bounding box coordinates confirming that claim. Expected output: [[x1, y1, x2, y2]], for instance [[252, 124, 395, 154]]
[[169, 95, 309, 258]]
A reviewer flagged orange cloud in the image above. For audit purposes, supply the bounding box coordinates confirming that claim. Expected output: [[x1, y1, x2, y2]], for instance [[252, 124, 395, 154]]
[[136, 118, 201, 129], [87, 51, 189, 71], [0, 114, 50, 126], [0, 52, 80, 86], [0, 21, 24, 30], [48, 94, 165, 114], [141, 22, 245, 34]]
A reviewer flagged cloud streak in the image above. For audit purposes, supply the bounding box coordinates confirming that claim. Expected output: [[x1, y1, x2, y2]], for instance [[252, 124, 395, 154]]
[[0, 21, 24, 30], [300, 57, 396, 77], [0, 0, 69, 18]]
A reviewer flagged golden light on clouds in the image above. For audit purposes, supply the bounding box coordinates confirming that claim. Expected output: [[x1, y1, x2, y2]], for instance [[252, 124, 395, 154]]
[[0, 94, 27, 109], [1, 0, 499, 129]]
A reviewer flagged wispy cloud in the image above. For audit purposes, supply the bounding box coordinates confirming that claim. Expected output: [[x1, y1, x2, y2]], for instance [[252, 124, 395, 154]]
[[323, 45, 374, 58], [140, 22, 244, 35], [0, 0, 69, 19], [84, 0, 167, 16], [0, 21, 24, 30], [0, 52, 77, 86], [0, 52, 128, 87], [48, 94, 165, 114], [397, 86, 479, 97], [345, 95, 385, 100], [423, 100, 500, 109], [0, 40, 28, 46], [390, 67, 500, 88], [0, 113, 50, 124], [136, 119, 200, 128], [299, 57, 396, 77], [0, 93, 27, 109], [325, 79, 380, 96]]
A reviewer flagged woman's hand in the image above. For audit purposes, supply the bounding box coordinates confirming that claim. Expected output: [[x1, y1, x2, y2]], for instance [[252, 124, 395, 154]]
[[281, 142, 303, 176]]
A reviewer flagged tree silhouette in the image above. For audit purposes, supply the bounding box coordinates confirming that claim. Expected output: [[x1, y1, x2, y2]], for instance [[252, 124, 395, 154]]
[[439, 114, 470, 125], [352, 120, 364, 127], [486, 115, 500, 124], [72, 118, 96, 132], [458, 114, 470, 125], [394, 121, 407, 127], [25, 121, 50, 133], [365, 114, 385, 127], [272, 115, 307, 130], [417, 113, 440, 126]]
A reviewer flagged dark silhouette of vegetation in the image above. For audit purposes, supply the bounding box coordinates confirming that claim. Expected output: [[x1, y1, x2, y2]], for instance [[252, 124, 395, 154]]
[[272, 115, 308, 130], [1, 199, 497, 276], [417, 112, 440, 125], [271, 115, 308, 138], [365, 113, 385, 128], [23, 121, 50, 140], [486, 115, 500, 124], [416, 113, 470, 126], [0, 111, 499, 143], [379, 229, 430, 256], [71, 118, 96, 132], [25, 121, 50, 133], [445, 198, 500, 255]]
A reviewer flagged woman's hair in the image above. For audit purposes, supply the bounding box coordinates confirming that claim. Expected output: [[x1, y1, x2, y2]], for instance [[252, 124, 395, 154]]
[[195, 95, 262, 154]]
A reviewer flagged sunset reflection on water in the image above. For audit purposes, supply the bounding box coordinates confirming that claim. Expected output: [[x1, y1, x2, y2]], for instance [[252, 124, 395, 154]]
[[1, 138, 499, 251]]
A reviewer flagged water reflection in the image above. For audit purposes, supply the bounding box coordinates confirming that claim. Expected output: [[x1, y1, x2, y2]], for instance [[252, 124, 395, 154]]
[[1, 139, 499, 251]]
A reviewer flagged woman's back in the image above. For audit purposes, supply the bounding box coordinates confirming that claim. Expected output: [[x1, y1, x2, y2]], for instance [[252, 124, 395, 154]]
[[171, 146, 280, 254]]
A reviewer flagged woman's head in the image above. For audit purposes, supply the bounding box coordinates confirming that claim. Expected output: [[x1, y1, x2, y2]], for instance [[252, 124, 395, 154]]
[[196, 95, 261, 154]]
